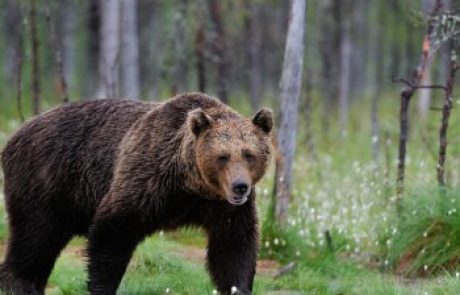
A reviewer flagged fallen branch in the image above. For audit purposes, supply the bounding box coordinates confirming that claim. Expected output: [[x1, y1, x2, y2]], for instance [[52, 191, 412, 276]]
[[274, 262, 297, 278]]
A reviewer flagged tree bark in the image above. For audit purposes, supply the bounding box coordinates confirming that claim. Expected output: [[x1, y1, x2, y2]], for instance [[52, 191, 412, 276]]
[[172, 0, 188, 95], [338, 1, 353, 137], [318, 0, 340, 135], [30, 0, 40, 114], [15, 11, 25, 123], [371, 2, 384, 165], [438, 0, 451, 85], [59, 0, 76, 96], [86, 0, 101, 97], [208, 0, 228, 103], [396, 0, 441, 198], [195, 0, 207, 93], [274, 0, 306, 224], [44, 0, 69, 103], [417, 0, 436, 120], [246, 1, 262, 111], [4, 0, 22, 85], [437, 41, 457, 189], [98, 0, 121, 98], [121, 0, 140, 99]]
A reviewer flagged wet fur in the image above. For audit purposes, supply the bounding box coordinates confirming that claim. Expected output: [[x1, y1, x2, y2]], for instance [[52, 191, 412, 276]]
[[0, 93, 272, 295]]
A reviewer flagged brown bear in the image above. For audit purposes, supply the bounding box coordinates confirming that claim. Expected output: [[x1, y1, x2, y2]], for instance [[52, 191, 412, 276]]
[[0, 93, 273, 295]]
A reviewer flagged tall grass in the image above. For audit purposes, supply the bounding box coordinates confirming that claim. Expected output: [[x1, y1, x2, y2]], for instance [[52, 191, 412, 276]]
[[386, 187, 460, 277]]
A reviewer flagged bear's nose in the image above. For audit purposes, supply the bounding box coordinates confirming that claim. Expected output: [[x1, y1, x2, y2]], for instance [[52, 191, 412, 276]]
[[232, 182, 249, 196]]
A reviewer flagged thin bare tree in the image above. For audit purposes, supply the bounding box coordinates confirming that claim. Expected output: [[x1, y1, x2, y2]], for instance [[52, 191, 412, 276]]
[[437, 40, 459, 189], [274, 0, 306, 224], [172, 0, 188, 95], [246, 1, 262, 111], [98, 0, 121, 98], [208, 0, 228, 103], [4, 0, 22, 85], [44, 0, 69, 103], [30, 0, 40, 114], [195, 0, 207, 93], [394, 0, 441, 200], [338, 0, 353, 137], [121, 0, 140, 99]]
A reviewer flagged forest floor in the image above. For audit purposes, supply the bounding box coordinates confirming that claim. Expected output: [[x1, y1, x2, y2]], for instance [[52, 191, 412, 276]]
[[16, 232, 454, 295]]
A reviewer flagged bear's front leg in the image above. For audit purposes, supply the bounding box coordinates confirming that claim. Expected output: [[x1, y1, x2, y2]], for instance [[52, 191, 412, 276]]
[[87, 203, 149, 295], [206, 199, 258, 295]]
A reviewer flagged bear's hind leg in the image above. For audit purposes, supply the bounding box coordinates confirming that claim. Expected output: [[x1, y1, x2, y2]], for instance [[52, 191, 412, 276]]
[[1, 210, 72, 294]]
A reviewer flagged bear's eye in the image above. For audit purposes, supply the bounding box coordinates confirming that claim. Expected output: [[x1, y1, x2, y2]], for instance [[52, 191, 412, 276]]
[[217, 154, 230, 164], [243, 151, 255, 163]]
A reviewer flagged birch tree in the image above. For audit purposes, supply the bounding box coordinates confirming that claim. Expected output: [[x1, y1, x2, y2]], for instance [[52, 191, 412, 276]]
[[121, 0, 140, 99], [274, 0, 306, 224], [338, 0, 353, 137], [98, 0, 121, 98]]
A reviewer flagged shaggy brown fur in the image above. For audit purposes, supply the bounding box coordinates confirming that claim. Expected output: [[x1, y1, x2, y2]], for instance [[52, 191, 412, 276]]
[[0, 93, 273, 295]]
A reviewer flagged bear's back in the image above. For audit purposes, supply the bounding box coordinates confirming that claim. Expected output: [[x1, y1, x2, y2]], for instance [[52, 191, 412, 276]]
[[1, 99, 154, 221]]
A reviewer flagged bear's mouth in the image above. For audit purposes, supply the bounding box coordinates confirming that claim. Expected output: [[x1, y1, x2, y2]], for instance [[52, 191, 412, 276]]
[[227, 194, 249, 206]]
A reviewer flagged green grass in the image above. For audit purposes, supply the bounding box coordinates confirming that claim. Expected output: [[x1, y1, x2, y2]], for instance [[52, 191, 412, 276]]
[[386, 187, 460, 277]]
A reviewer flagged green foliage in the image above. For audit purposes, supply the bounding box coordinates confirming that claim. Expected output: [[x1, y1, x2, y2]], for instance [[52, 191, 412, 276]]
[[386, 187, 460, 277]]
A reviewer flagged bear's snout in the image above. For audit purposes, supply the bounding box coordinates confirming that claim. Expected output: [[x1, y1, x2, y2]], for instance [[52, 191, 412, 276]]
[[228, 180, 250, 205], [232, 181, 249, 196]]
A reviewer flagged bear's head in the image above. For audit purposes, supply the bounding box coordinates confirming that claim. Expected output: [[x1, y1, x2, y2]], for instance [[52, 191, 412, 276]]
[[186, 107, 273, 205]]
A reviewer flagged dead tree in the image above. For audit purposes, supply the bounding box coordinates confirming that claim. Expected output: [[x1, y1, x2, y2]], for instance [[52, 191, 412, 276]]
[[208, 0, 228, 103], [98, 0, 121, 98], [338, 0, 354, 137], [121, 0, 140, 99], [30, 0, 40, 114], [274, 0, 306, 224], [394, 0, 441, 200], [172, 0, 188, 95], [44, 0, 69, 103], [16, 11, 25, 122], [4, 0, 22, 85], [246, 0, 262, 111], [437, 40, 459, 189], [195, 1, 207, 93]]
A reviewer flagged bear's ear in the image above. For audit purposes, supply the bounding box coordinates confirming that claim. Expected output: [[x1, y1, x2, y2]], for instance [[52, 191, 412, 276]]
[[187, 108, 213, 136], [252, 108, 273, 134]]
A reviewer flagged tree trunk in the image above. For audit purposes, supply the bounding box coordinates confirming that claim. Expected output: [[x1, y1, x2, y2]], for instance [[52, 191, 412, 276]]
[[45, 0, 69, 103], [274, 0, 306, 224], [4, 0, 22, 85], [30, 0, 40, 114], [337, 0, 355, 137], [417, 0, 435, 119], [247, 1, 262, 111], [195, 0, 207, 93], [172, 0, 188, 95], [60, 0, 76, 96], [437, 40, 456, 189], [396, 0, 441, 198], [208, 0, 228, 103], [86, 0, 101, 97], [318, 0, 340, 136], [371, 2, 384, 164], [417, 59, 433, 119], [98, 0, 121, 98], [338, 9, 352, 137], [138, 0, 159, 100], [121, 0, 140, 99], [438, 0, 451, 85]]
